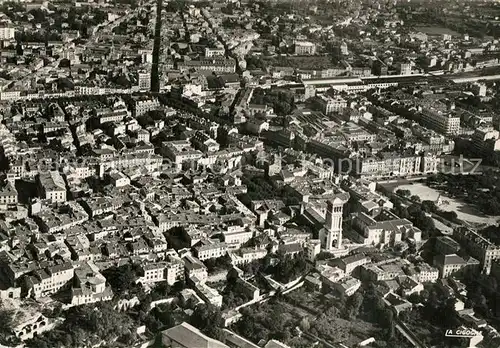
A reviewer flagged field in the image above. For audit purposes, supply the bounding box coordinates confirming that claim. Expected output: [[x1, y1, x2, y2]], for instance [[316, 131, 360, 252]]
[[415, 26, 461, 36], [396, 183, 498, 226]]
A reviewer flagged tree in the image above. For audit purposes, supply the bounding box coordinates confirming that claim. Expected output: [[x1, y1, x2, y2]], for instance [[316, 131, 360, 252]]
[[150, 303, 177, 329], [299, 317, 310, 331], [189, 304, 224, 341], [439, 210, 458, 222], [102, 264, 138, 295], [382, 308, 394, 327], [396, 189, 411, 198], [397, 206, 410, 219], [408, 292, 422, 304], [240, 259, 264, 275], [27, 303, 135, 347], [344, 292, 364, 319], [153, 281, 171, 298], [270, 254, 310, 283], [311, 314, 350, 342], [421, 200, 437, 213], [0, 308, 13, 334], [410, 195, 421, 202], [204, 254, 233, 272], [385, 317, 395, 340], [316, 251, 336, 261]]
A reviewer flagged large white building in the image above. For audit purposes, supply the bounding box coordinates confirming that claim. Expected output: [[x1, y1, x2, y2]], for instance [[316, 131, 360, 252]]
[[205, 46, 225, 58], [133, 98, 161, 117], [138, 70, 151, 91], [351, 211, 422, 246], [317, 95, 347, 114], [294, 41, 316, 55], [0, 26, 15, 40], [420, 107, 460, 136], [222, 226, 253, 250], [177, 58, 236, 73]]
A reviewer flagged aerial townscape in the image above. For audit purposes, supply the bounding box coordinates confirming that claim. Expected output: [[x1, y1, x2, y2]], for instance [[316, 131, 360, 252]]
[[3, 0, 500, 347]]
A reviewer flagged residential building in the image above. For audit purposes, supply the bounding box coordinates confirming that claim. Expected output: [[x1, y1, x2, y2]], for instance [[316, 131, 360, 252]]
[[405, 263, 439, 283], [471, 127, 500, 153], [193, 239, 228, 261], [419, 107, 460, 135], [230, 247, 268, 265], [133, 97, 161, 117], [332, 253, 370, 274], [25, 261, 74, 299], [183, 254, 208, 282], [304, 239, 321, 261], [356, 153, 436, 178], [399, 62, 412, 75], [333, 276, 361, 296], [360, 263, 405, 281], [435, 236, 461, 255], [70, 262, 113, 306], [0, 181, 18, 206], [37, 171, 67, 203], [194, 282, 223, 307], [222, 226, 253, 250], [137, 262, 169, 285], [434, 254, 469, 278], [454, 227, 500, 274]]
